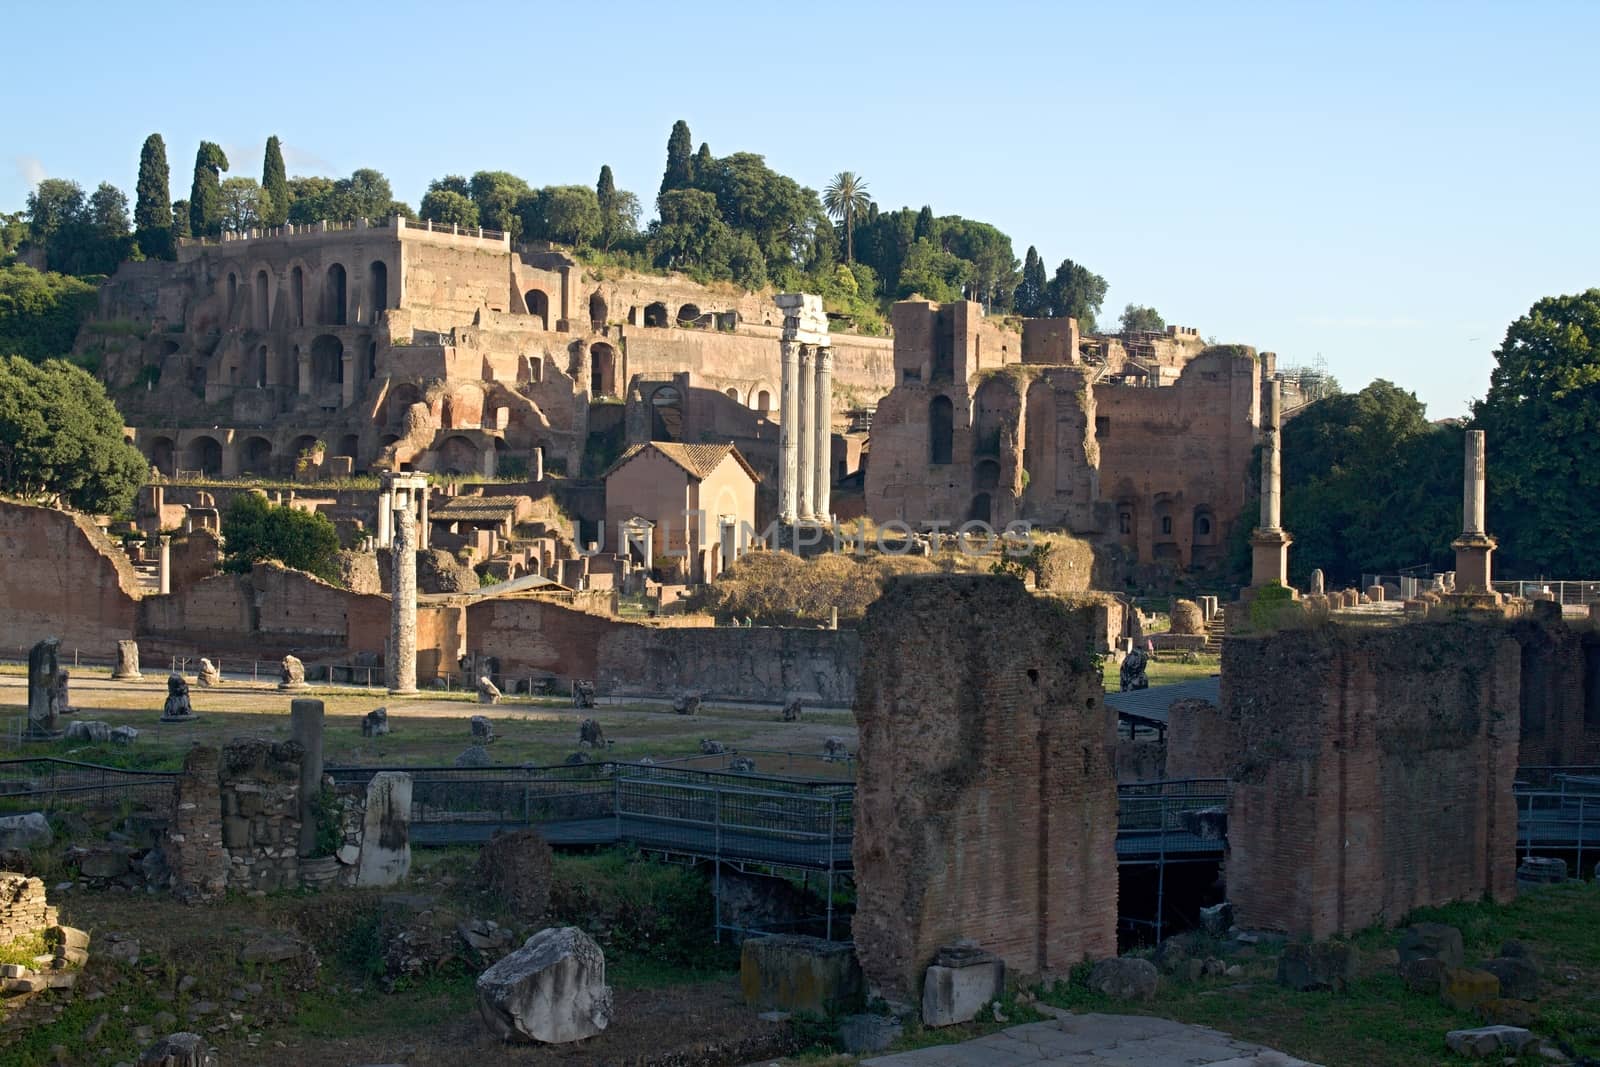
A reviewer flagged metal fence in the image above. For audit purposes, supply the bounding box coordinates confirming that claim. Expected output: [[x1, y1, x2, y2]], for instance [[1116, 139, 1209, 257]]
[[0, 757, 177, 815], [1492, 580, 1600, 607]]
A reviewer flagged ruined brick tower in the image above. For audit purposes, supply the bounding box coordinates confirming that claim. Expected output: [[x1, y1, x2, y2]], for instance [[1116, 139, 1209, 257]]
[[852, 575, 1118, 1004]]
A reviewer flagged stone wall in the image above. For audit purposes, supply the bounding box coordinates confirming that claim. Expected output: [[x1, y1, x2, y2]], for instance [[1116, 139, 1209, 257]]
[[1508, 615, 1600, 767], [0, 873, 57, 944], [1164, 698, 1229, 780], [852, 575, 1118, 1004], [466, 595, 861, 704], [165, 745, 229, 904], [1222, 620, 1521, 939], [218, 738, 304, 892], [0, 500, 140, 657]]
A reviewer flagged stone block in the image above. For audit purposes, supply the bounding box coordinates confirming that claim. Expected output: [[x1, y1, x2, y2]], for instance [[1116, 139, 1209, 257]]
[[49, 925, 89, 951], [1517, 856, 1566, 884], [1441, 967, 1501, 1012], [220, 816, 248, 849], [838, 1013, 903, 1054], [136, 1031, 218, 1066], [739, 935, 863, 1016], [0, 812, 52, 850], [1444, 1025, 1535, 1058], [1399, 922, 1465, 967], [920, 944, 1004, 1027], [476, 927, 612, 1044], [1086, 957, 1158, 1001], [1277, 941, 1360, 992], [355, 772, 412, 887], [77, 847, 130, 879], [1477, 956, 1538, 1000], [1475, 998, 1539, 1028], [1199, 902, 1234, 937]]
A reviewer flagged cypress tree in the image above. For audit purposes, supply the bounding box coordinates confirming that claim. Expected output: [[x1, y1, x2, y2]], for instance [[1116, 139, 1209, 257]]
[[914, 205, 935, 242], [1014, 245, 1047, 317], [134, 134, 173, 259], [171, 200, 191, 239], [188, 142, 229, 239], [659, 120, 694, 201], [693, 142, 713, 185], [261, 136, 289, 226]]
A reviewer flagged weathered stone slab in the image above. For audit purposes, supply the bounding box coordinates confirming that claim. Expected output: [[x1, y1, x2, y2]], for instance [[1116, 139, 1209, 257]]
[[476, 926, 612, 1044], [740, 934, 863, 1016], [355, 772, 412, 887], [921, 944, 1004, 1027]]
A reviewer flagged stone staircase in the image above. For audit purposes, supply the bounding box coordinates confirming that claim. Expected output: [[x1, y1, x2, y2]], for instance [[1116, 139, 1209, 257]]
[[1202, 613, 1226, 655]]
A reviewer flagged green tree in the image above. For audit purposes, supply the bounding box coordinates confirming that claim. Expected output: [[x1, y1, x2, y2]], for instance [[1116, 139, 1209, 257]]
[[285, 176, 336, 224], [25, 179, 85, 245], [0, 265, 99, 362], [520, 185, 602, 246], [1046, 258, 1107, 331], [337, 168, 393, 220], [467, 171, 530, 238], [693, 142, 713, 181], [660, 120, 695, 203], [896, 238, 969, 302], [1014, 246, 1047, 317], [27, 180, 129, 275], [171, 199, 191, 240], [188, 142, 229, 239], [218, 177, 265, 234], [941, 217, 1017, 309], [0, 212, 26, 260], [261, 136, 289, 226], [134, 134, 173, 259], [1473, 288, 1600, 576], [88, 183, 130, 240], [822, 171, 870, 263], [1279, 379, 1459, 585], [914, 205, 935, 242], [595, 165, 639, 250], [695, 152, 825, 281], [428, 174, 471, 198], [0, 355, 147, 513], [419, 189, 479, 228], [220, 492, 342, 583], [1119, 303, 1165, 333]]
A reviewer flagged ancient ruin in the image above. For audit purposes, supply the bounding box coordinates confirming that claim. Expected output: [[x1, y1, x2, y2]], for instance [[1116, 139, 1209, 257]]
[[1453, 429, 1498, 597], [774, 293, 833, 525], [1249, 378, 1292, 589], [25, 638, 65, 739]]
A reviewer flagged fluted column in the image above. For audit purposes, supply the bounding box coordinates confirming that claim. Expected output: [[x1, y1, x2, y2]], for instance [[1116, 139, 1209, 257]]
[[797, 346, 815, 521], [813, 347, 833, 522], [779, 340, 799, 523], [387, 492, 418, 695], [376, 486, 392, 547]]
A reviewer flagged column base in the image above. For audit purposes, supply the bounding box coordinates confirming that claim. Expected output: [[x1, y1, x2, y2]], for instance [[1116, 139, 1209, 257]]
[[1451, 534, 1496, 595], [1248, 528, 1293, 589]]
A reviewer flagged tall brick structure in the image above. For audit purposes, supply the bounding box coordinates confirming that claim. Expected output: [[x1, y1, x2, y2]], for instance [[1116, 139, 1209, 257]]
[[1223, 621, 1521, 939], [853, 575, 1117, 1004]]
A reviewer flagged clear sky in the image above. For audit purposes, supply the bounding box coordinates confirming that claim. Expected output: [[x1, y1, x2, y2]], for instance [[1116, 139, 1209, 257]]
[[4, 0, 1595, 417]]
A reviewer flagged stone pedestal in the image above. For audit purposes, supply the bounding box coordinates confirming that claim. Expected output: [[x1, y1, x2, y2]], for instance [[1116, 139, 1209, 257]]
[[1453, 532, 1498, 597], [1249, 528, 1292, 589], [289, 699, 325, 858], [112, 639, 142, 681], [921, 944, 1005, 1027]]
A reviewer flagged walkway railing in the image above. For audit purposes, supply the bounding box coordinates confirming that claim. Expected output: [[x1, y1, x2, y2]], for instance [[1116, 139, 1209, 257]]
[[0, 757, 178, 815]]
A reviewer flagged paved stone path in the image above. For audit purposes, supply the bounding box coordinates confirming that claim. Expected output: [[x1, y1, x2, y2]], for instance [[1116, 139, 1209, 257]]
[[862, 1010, 1320, 1067]]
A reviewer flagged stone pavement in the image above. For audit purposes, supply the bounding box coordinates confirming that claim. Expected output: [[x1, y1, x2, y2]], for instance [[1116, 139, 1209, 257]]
[[862, 1010, 1320, 1067]]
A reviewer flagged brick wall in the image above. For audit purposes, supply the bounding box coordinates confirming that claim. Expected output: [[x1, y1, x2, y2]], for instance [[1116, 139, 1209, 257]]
[[1508, 616, 1593, 767], [852, 575, 1118, 1004], [1164, 698, 1229, 780], [1223, 620, 1520, 939], [0, 501, 140, 657]]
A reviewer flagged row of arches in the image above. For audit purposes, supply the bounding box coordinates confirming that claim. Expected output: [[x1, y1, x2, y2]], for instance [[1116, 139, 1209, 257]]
[[223, 260, 388, 330]]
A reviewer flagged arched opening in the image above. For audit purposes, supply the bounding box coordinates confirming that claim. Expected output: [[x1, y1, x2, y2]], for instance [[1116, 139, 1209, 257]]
[[757, 389, 771, 413], [148, 437, 176, 476], [379, 433, 401, 451], [643, 302, 668, 328], [1117, 502, 1136, 541], [676, 303, 701, 327], [725, 387, 740, 402], [253, 345, 268, 388], [588, 292, 607, 330], [968, 493, 992, 524], [650, 385, 683, 442], [226, 273, 238, 318], [289, 344, 301, 392], [291, 435, 321, 472], [368, 261, 388, 323], [254, 270, 270, 329], [240, 436, 273, 475], [1192, 507, 1215, 546], [310, 335, 344, 387], [388, 382, 421, 424], [974, 458, 1000, 491], [184, 436, 222, 475], [525, 289, 550, 329], [590, 343, 617, 397], [438, 435, 479, 475], [367, 340, 378, 380], [336, 434, 360, 462], [290, 266, 304, 326], [929, 395, 954, 465], [1153, 499, 1176, 542], [324, 263, 347, 325]]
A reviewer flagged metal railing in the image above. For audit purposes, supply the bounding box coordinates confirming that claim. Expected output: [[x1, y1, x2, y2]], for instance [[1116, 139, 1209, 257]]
[[0, 757, 177, 814], [1493, 580, 1600, 606]]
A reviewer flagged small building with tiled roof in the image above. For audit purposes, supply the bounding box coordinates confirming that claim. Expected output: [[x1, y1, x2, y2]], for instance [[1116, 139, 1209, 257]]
[[602, 441, 759, 582], [427, 493, 534, 539]]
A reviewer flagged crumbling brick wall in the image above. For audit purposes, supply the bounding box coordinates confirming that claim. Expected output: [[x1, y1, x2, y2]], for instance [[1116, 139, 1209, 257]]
[[853, 575, 1117, 1004], [165, 745, 229, 904], [1223, 620, 1520, 939], [1508, 614, 1592, 768], [1164, 698, 1229, 780], [0, 873, 57, 943], [218, 738, 304, 892]]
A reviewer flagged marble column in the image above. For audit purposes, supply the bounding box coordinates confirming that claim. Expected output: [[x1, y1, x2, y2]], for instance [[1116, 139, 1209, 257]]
[[1452, 430, 1497, 594], [797, 345, 815, 521], [418, 485, 430, 550], [387, 494, 418, 695], [1249, 379, 1292, 588], [779, 340, 800, 523], [158, 535, 171, 595], [376, 486, 392, 548], [813, 347, 833, 523]]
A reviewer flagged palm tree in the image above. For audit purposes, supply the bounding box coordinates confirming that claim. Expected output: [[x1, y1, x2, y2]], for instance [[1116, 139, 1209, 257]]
[[822, 172, 871, 263]]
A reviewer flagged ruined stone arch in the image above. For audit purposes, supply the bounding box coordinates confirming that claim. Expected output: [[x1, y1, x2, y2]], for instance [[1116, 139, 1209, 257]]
[[437, 434, 480, 475], [1192, 505, 1216, 545], [755, 387, 773, 413], [336, 434, 360, 463], [148, 436, 176, 476], [240, 436, 273, 475], [287, 261, 308, 327], [590, 342, 617, 397], [252, 344, 268, 388], [725, 386, 741, 402], [651, 385, 683, 442], [929, 395, 954, 465], [676, 303, 701, 327], [310, 335, 344, 387], [387, 382, 422, 424], [225, 271, 238, 319], [184, 435, 223, 475], [972, 376, 1016, 458], [525, 288, 550, 329], [588, 291, 607, 329], [324, 263, 347, 325], [968, 492, 993, 524], [974, 458, 1000, 491], [253, 268, 271, 329], [643, 302, 668, 328]]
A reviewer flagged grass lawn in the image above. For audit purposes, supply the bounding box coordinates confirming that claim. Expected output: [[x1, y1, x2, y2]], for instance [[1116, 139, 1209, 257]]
[[1102, 653, 1220, 692]]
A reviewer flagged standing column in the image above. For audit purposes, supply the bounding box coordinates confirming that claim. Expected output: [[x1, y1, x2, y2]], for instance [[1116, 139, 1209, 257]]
[[376, 487, 392, 548], [418, 485, 430, 550], [1249, 379, 1292, 588], [290, 698, 325, 858], [387, 493, 418, 695], [158, 535, 171, 596], [779, 340, 800, 523], [813, 347, 834, 523], [1463, 428, 1486, 535], [797, 345, 815, 521]]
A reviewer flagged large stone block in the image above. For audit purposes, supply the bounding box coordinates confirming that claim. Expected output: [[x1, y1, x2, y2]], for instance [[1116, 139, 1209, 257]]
[[1444, 1025, 1535, 1058], [921, 944, 1004, 1027], [355, 772, 412, 887], [476, 926, 612, 1044], [1477, 956, 1538, 1000], [1086, 957, 1158, 1001], [739, 935, 863, 1016], [0, 812, 52, 850], [1276, 941, 1360, 992], [1399, 923, 1465, 968], [1441, 967, 1501, 1012]]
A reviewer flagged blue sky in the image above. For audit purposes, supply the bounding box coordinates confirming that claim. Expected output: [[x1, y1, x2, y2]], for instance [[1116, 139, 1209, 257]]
[[5, 0, 1595, 417]]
